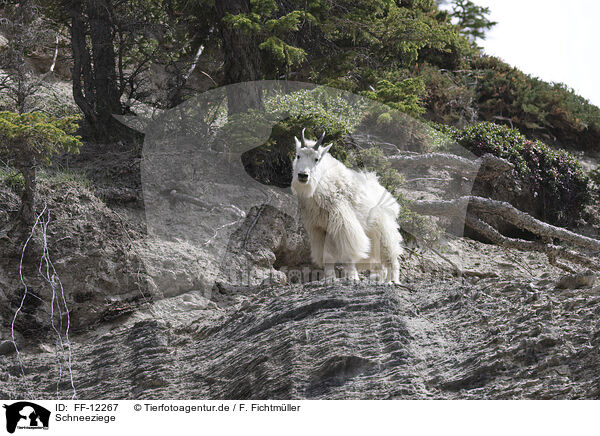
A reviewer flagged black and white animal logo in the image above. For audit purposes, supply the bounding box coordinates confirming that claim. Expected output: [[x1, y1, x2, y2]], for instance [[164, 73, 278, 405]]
[[3, 402, 50, 434]]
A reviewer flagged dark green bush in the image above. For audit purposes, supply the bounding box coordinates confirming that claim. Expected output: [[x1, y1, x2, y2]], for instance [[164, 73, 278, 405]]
[[440, 121, 590, 226], [361, 78, 426, 117], [241, 115, 348, 187], [469, 55, 600, 151], [346, 146, 405, 195], [356, 105, 436, 153], [308, 0, 472, 95], [418, 63, 477, 126], [0, 111, 82, 224], [0, 169, 25, 193], [241, 88, 364, 187]]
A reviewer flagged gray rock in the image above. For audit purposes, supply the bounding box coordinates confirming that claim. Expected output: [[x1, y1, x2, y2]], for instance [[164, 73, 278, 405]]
[[0, 340, 15, 356], [555, 271, 596, 290], [2, 277, 600, 400]]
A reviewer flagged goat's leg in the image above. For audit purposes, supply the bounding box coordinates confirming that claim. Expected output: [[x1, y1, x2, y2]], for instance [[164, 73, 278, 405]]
[[369, 263, 386, 283], [374, 213, 403, 285], [381, 265, 389, 283], [386, 258, 400, 284], [308, 227, 326, 267], [343, 263, 360, 282], [324, 264, 336, 282], [323, 239, 337, 282]]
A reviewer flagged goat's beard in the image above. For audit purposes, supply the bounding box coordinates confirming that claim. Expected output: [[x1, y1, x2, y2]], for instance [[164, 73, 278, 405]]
[[291, 175, 318, 198]]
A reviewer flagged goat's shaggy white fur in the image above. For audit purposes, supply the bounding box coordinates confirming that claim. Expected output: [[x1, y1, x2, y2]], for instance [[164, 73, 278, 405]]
[[291, 132, 403, 283]]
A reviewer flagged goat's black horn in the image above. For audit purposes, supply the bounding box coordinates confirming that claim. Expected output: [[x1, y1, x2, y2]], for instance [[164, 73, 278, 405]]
[[314, 131, 326, 148], [300, 128, 307, 148]]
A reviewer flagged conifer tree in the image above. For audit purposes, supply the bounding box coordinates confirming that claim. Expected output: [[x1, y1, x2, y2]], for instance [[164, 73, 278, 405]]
[[0, 112, 81, 224], [450, 0, 497, 42]]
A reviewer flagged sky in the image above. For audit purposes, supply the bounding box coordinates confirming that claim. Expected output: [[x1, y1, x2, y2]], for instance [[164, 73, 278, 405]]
[[447, 0, 600, 107]]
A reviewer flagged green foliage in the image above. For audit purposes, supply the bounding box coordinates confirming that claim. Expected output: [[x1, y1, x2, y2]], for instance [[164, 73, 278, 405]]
[[0, 167, 91, 193], [312, 0, 470, 89], [357, 104, 436, 152], [376, 5, 468, 66], [470, 55, 600, 151], [222, 12, 262, 33], [441, 121, 590, 226], [301, 0, 472, 124], [265, 88, 366, 134], [42, 169, 93, 189], [259, 36, 307, 67], [361, 78, 426, 117], [449, 0, 497, 42], [418, 63, 476, 126], [0, 111, 82, 223], [118, 0, 217, 108], [0, 111, 82, 168], [0, 169, 25, 193], [416, 54, 600, 152], [347, 147, 405, 195], [265, 10, 315, 35], [222, 0, 316, 75], [251, 0, 278, 16]]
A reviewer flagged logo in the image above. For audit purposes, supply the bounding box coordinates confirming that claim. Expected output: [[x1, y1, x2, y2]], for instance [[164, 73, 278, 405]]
[[3, 402, 50, 434]]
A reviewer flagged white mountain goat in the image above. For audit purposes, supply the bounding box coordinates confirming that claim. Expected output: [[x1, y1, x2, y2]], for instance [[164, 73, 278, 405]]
[[291, 129, 403, 283]]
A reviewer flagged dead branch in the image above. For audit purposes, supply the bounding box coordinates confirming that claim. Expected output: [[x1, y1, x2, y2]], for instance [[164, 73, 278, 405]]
[[166, 189, 211, 208], [410, 196, 600, 253], [49, 35, 59, 73], [166, 189, 246, 217], [464, 214, 599, 272]]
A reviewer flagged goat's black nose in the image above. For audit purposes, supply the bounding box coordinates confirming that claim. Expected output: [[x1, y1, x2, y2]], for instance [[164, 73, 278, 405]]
[[298, 173, 308, 182]]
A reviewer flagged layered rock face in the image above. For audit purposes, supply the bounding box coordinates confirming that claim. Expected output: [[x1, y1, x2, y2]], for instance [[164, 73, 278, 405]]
[[1, 269, 599, 399]]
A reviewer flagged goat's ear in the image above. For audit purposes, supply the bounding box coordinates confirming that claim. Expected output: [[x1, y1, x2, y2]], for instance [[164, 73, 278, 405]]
[[319, 143, 333, 156], [294, 136, 302, 152]]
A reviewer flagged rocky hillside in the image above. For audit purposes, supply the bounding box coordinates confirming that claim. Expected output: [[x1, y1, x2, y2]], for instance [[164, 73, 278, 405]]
[[0, 150, 599, 399]]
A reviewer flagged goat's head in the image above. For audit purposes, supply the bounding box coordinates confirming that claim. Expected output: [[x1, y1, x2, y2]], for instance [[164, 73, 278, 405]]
[[291, 129, 332, 196]]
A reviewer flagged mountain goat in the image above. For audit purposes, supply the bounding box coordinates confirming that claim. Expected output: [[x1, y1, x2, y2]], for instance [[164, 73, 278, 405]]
[[291, 130, 403, 283]]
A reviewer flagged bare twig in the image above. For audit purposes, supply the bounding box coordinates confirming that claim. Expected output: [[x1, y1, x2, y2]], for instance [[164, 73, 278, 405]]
[[12, 203, 47, 399], [37, 208, 77, 399], [183, 45, 204, 82], [49, 35, 59, 73]]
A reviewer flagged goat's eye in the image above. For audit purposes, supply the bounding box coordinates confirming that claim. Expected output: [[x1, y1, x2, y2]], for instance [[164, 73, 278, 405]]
[[314, 158, 319, 162]]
